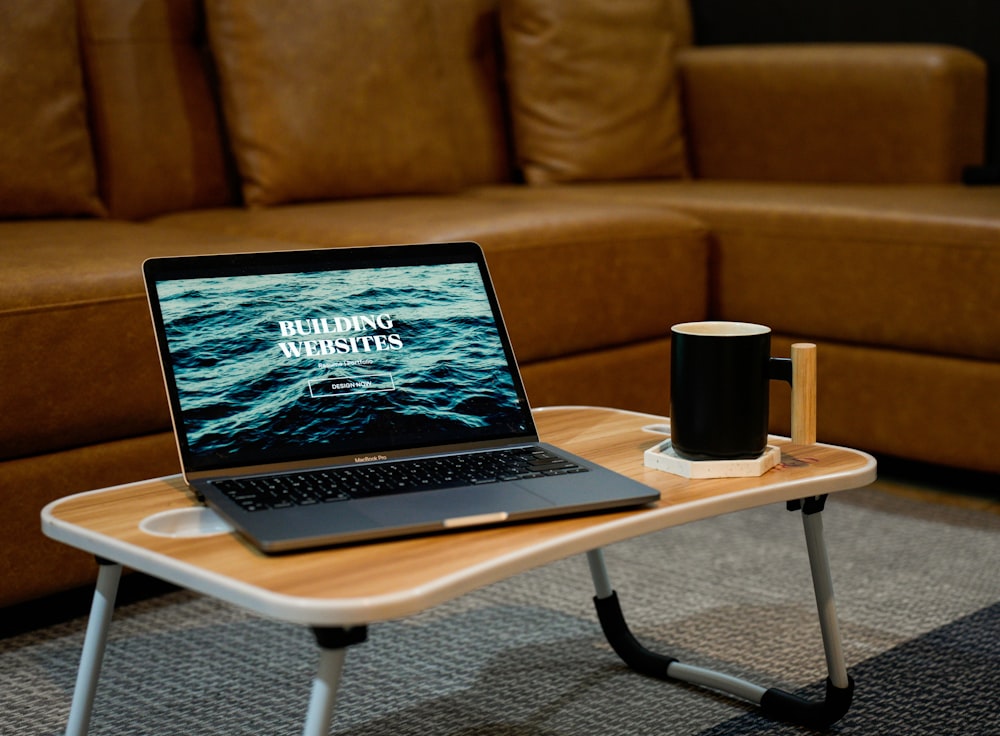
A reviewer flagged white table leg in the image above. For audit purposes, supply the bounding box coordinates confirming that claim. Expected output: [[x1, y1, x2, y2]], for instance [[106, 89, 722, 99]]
[[586, 548, 613, 599], [302, 647, 346, 736], [802, 502, 849, 688], [65, 560, 122, 736], [302, 626, 367, 736]]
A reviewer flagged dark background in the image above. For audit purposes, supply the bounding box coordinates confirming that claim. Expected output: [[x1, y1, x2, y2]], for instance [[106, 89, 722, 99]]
[[689, 0, 1000, 175]]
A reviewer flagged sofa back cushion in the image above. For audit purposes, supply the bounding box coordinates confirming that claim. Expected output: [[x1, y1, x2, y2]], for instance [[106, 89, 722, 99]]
[[0, 0, 104, 218], [78, 0, 238, 220], [205, 0, 469, 206], [500, 0, 689, 185], [429, 0, 517, 186]]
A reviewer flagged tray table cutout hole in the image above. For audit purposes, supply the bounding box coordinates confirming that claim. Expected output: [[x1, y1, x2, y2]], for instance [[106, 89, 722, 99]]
[[140, 507, 233, 538]]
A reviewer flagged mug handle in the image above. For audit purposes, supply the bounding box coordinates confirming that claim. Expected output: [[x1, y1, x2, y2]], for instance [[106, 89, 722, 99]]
[[769, 343, 818, 445], [791, 343, 817, 444]]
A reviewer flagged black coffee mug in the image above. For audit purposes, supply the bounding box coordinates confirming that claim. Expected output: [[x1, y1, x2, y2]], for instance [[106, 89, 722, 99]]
[[670, 322, 815, 461]]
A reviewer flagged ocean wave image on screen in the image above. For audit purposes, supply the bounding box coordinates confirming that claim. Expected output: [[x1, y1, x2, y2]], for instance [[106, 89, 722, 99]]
[[157, 262, 528, 464]]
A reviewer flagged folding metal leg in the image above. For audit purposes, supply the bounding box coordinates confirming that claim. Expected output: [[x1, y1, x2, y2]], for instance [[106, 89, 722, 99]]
[[302, 626, 367, 736], [588, 495, 853, 729], [64, 565, 365, 736], [65, 559, 122, 736], [798, 498, 849, 689]]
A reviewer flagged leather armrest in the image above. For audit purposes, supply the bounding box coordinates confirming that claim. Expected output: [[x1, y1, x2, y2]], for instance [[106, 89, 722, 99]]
[[677, 44, 987, 183]]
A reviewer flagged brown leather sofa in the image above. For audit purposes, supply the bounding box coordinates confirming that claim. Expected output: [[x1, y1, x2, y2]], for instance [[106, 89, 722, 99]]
[[2, 0, 997, 610]]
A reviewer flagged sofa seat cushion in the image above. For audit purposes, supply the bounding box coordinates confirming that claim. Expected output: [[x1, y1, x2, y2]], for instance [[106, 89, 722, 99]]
[[0, 431, 180, 608], [0, 220, 309, 462], [468, 182, 1000, 362], [154, 192, 709, 366]]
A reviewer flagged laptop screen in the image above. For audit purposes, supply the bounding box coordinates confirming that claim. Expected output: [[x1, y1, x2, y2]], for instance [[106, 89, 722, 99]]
[[145, 244, 536, 473]]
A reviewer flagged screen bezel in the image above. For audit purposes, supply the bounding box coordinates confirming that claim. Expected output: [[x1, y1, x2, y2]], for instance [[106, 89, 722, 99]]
[[143, 242, 538, 478]]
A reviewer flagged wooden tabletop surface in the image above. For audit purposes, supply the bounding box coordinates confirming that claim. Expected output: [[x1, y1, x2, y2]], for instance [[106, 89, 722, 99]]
[[43, 407, 876, 627]]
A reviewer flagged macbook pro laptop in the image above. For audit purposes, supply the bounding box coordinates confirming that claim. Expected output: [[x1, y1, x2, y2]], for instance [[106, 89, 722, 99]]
[[143, 242, 658, 552]]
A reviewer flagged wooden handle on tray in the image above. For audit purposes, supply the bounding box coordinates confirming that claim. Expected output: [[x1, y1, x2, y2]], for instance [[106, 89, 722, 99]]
[[791, 343, 817, 445]]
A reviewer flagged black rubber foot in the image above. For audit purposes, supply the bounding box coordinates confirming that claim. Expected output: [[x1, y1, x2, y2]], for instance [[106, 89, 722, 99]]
[[761, 676, 855, 729]]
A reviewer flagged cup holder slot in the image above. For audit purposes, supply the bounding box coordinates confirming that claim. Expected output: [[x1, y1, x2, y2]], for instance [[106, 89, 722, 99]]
[[642, 423, 671, 435], [140, 507, 233, 538]]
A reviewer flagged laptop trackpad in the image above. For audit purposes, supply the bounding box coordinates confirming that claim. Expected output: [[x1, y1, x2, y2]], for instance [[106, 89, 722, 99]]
[[359, 484, 552, 527]]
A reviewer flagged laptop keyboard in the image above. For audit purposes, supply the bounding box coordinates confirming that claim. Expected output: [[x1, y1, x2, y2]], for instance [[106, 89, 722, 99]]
[[212, 447, 588, 513]]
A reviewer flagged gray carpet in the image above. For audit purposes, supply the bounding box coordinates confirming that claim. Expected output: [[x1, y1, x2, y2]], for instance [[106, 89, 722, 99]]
[[2, 486, 998, 735]]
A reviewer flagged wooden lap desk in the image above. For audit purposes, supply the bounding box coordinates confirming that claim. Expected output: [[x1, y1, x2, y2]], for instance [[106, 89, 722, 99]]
[[43, 407, 877, 735]]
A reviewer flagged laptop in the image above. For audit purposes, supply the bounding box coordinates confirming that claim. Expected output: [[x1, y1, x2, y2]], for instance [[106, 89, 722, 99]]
[[143, 242, 658, 552]]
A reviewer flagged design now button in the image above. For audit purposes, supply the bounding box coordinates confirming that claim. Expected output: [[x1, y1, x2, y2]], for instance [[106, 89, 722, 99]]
[[308, 373, 396, 398]]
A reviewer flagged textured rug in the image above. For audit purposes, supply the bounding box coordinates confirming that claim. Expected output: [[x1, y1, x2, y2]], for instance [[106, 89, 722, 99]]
[[2, 486, 998, 736]]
